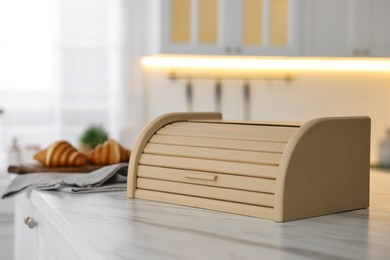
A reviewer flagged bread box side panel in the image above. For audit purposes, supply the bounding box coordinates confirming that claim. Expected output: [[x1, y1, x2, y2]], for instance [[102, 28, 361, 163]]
[[274, 116, 371, 222]]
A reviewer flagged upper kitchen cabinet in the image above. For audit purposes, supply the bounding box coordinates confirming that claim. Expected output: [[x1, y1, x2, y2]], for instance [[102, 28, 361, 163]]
[[367, 0, 390, 57], [303, 0, 390, 57], [234, 0, 301, 56], [145, 0, 301, 56]]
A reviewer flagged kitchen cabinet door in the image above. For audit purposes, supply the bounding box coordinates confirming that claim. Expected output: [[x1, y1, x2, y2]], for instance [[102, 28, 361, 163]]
[[366, 0, 390, 57], [14, 192, 83, 260], [14, 194, 39, 260], [159, 0, 228, 55], [232, 0, 301, 56], [303, 0, 390, 57], [303, 0, 356, 57], [153, 0, 300, 56]]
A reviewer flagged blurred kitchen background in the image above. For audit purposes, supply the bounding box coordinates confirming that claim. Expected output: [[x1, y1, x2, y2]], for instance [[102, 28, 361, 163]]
[[1, 0, 390, 171], [1, 0, 390, 258]]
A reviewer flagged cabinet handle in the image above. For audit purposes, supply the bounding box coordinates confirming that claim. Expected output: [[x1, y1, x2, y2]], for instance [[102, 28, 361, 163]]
[[353, 49, 361, 56], [225, 47, 232, 54], [24, 217, 38, 229], [235, 47, 242, 54], [354, 49, 371, 57], [185, 171, 217, 181]]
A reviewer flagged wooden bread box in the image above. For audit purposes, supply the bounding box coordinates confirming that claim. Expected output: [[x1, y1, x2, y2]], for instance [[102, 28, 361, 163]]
[[127, 112, 370, 222]]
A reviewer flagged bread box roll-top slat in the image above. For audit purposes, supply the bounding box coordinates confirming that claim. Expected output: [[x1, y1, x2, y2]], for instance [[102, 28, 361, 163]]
[[127, 112, 370, 222]]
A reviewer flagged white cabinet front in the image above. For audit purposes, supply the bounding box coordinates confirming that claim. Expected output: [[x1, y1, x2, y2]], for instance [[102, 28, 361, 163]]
[[156, 0, 300, 56], [14, 194, 39, 260], [14, 193, 83, 260], [366, 0, 390, 57], [303, 0, 390, 57]]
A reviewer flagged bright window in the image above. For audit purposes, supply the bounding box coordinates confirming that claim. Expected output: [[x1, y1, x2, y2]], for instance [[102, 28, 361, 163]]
[[0, 0, 56, 90]]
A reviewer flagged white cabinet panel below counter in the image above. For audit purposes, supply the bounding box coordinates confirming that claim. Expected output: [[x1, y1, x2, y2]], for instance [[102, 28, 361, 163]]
[[14, 169, 390, 259]]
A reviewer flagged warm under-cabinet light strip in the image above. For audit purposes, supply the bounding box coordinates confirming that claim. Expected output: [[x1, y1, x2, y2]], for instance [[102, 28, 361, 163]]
[[141, 55, 390, 72]]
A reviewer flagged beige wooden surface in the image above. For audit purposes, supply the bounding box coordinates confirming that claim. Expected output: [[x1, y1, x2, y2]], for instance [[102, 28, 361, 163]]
[[149, 135, 287, 153], [143, 143, 282, 165], [128, 113, 371, 222], [137, 165, 276, 193], [135, 189, 274, 220], [275, 116, 370, 221], [189, 119, 303, 127], [127, 112, 222, 197], [169, 121, 298, 135], [137, 178, 275, 207], [139, 154, 278, 179], [157, 125, 293, 142]]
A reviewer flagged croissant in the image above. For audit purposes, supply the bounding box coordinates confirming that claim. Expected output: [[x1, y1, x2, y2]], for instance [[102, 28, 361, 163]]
[[34, 141, 88, 167], [87, 139, 131, 165]]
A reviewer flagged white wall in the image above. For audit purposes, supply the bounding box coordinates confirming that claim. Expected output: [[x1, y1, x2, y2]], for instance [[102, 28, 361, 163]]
[[0, 0, 142, 169], [145, 69, 390, 162]]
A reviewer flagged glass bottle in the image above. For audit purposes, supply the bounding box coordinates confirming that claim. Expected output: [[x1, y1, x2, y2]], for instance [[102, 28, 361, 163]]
[[7, 137, 21, 166], [379, 129, 390, 167]]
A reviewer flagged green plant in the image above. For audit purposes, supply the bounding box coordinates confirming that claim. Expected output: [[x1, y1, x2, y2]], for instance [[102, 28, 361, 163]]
[[79, 125, 109, 150]]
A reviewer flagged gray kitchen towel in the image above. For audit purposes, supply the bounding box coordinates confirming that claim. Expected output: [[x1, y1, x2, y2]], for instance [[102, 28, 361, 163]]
[[1, 163, 128, 199]]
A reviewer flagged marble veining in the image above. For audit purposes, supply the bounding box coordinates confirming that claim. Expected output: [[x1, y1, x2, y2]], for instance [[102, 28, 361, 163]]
[[26, 184, 390, 259], [14, 169, 389, 260]]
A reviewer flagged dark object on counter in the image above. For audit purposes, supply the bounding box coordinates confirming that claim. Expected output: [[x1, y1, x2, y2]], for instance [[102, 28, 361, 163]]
[[378, 129, 390, 167], [79, 125, 109, 150], [8, 164, 102, 174]]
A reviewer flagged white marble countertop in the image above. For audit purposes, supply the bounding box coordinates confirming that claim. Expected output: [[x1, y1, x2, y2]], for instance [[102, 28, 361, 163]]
[[0, 174, 14, 219], [27, 169, 390, 260]]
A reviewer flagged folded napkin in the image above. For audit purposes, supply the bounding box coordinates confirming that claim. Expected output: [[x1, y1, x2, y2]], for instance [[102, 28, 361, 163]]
[[1, 163, 128, 199]]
